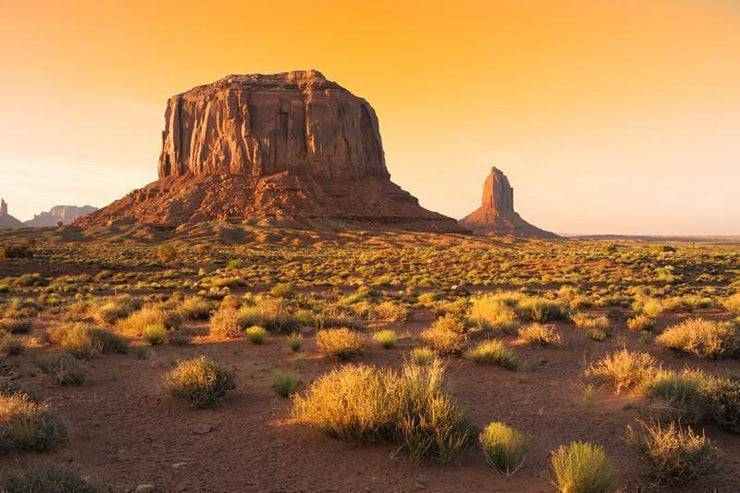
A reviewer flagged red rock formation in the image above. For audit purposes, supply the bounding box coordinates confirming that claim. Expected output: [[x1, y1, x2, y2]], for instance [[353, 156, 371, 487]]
[[459, 168, 558, 238], [77, 70, 463, 232], [25, 205, 98, 227], [0, 199, 24, 229]]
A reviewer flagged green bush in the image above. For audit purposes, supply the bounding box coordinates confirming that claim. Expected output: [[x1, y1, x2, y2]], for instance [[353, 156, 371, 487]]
[[46, 323, 128, 359], [373, 329, 397, 349], [410, 347, 437, 366], [464, 340, 517, 369], [468, 294, 518, 332], [178, 296, 212, 320], [292, 360, 471, 461], [141, 323, 167, 345], [625, 420, 722, 486], [641, 370, 708, 423], [479, 422, 528, 474], [656, 319, 739, 359], [287, 334, 303, 352], [245, 325, 267, 344], [162, 356, 235, 408], [701, 376, 740, 433], [271, 371, 301, 397], [550, 441, 618, 493]]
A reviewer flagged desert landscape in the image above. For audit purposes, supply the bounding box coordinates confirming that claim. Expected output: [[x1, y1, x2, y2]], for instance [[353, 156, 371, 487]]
[[2, 1, 739, 492]]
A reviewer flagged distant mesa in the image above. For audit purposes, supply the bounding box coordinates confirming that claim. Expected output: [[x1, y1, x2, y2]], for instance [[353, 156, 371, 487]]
[[0, 199, 24, 229], [459, 167, 558, 239], [25, 205, 98, 227], [76, 70, 464, 233]]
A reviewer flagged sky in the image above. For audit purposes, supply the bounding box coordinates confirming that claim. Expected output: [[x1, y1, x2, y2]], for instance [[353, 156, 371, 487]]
[[1, 0, 739, 235]]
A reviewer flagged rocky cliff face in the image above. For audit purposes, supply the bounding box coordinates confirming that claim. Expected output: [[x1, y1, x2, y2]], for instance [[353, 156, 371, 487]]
[[0, 199, 24, 229], [25, 205, 98, 227], [459, 168, 558, 239], [77, 71, 463, 232]]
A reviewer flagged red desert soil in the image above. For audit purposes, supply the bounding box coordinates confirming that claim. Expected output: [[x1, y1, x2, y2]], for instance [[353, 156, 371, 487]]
[[5, 309, 739, 492]]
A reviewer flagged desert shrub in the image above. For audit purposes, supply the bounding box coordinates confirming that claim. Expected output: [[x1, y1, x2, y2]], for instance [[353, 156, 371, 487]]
[[373, 301, 408, 322], [656, 319, 738, 359], [518, 323, 562, 346], [373, 329, 397, 349], [157, 244, 177, 263], [178, 296, 212, 320], [292, 360, 471, 461], [237, 298, 297, 332], [479, 422, 528, 474], [210, 305, 242, 338], [641, 370, 709, 423], [245, 325, 267, 344], [162, 356, 235, 408], [550, 441, 618, 493], [464, 340, 517, 369], [270, 283, 295, 299], [0, 243, 33, 260], [723, 292, 740, 315], [91, 295, 140, 325], [634, 298, 663, 318], [116, 307, 181, 336], [271, 370, 301, 397], [316, 328, 366, 360], [431, 313, 469, 333], [36, 354, 87, 386], [516, 297, 569, 323], [584, 349, 658, 394], [410, 347, 437, 366], [419, 325, 466, 355], [625, 420, 722, 486], [0, 318, 32, 334], [0, 332, 23, 356], [141, 323, 167, 345], [287, 334, 303, 352], [468, 294, 518, 332], [701, 376, 740, 433], [626, 315, 655, 332], [571, 312, 609, 331], [0, 466, 102, 493], [0, 388, 67, 454], [46, 323, 128, 358]]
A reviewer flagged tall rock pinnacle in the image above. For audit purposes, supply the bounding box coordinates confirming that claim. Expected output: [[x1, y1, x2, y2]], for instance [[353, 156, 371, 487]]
[[76, 71, 464, 232], [459, 167, 558, 238]]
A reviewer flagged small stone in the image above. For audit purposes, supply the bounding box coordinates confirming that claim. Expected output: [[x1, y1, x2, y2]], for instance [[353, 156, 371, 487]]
[[135, 484, 155, 492], [193, 423, 213, 435], [172, 462, 188, 469]]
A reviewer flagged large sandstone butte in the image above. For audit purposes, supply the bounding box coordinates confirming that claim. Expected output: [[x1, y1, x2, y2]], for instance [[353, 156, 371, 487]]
[[25, 205, 98, 227], [0, 199, 24, 229], [77, 70, 464, 232], [459, 168, 558, 239]]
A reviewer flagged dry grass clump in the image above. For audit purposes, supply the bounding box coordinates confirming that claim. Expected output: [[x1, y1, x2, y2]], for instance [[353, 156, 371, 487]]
[[516, 296, 570, 323], [625, 420, 722, 486], [210, 304, 242, 338], [162, 356, 235, 408], [0, 385, 67, 453], [464, 340, 517, 369], [468, 294, 518, 332], [723, 292, 740, 315], [116, 307, 181, 336], [656, 319, 738, 359], [0, 332, 24, 356], [178, 296, 213, 320], [0, 318, 32, 334], [237, 298, 297, 333], [626, 314, 655, 332], [550, 441, 618, 493], [90, 295, 141, 325], [0, 466, 102, 492], [373, 301, 408, 322], [45, 323, 128, 359], [701, 376, 740, 433], [518, 323, 562, 346], [292, 360, 472, 461], [373, 329, 397, 349], [419, 323, 467, 355], [571, 312, 609, 331], [584, 349, 658, 394], [316, 328, 366, 360], [35, 354, 87, 386], [410, 347, 437, 366], [479, 422, 528, 474], [141, 323, 167, 345]]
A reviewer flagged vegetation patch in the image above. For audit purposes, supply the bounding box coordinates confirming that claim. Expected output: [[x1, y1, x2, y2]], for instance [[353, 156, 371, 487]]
[[162, 356, 236, 408]]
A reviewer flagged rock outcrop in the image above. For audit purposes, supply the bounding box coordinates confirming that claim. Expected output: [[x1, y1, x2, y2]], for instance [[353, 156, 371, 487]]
[[25, 205, 98, 227], [459, 168, 558, 238], [77, 70, 464, 233], [0, 199, 24, 229]]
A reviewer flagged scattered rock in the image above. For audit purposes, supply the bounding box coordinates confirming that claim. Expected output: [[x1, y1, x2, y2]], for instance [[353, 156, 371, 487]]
[[134, 484, 156, 492], [24, 205, 97, 227], [193, 423, 214, 435]]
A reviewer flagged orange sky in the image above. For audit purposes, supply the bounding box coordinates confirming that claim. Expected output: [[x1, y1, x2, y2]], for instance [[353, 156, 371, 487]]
[[2, 0, 739, 234]]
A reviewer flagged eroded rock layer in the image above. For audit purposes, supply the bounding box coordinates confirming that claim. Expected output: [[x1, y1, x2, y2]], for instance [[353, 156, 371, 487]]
[[459, 168, 558, 238], [77, 71, 463, 232]]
